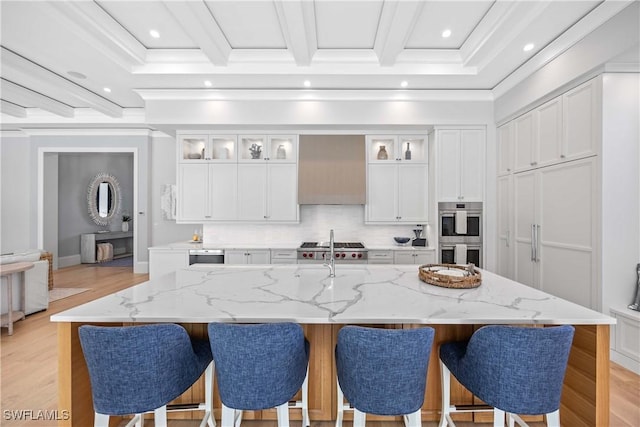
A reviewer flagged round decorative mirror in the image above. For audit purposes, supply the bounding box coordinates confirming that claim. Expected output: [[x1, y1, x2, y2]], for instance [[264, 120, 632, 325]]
[[87, 172, 122, 226]]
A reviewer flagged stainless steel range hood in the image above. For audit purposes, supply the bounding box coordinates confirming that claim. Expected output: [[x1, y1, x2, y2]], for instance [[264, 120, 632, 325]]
[[298, 135, 366, 204]]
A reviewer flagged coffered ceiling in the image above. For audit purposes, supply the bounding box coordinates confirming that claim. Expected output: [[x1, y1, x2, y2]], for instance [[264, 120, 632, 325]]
[[0, 0, 638, 122]]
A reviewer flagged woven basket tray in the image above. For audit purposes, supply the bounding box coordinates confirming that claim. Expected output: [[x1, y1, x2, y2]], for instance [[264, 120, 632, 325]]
[[418, 264, 482, 289]]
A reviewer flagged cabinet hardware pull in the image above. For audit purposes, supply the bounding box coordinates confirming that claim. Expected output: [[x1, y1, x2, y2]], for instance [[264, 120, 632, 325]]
[[535, 224, 541, 262], [531, 224, 536, 261]]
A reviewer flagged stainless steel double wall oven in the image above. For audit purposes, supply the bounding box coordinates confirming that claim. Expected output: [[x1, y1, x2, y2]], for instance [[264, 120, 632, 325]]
[[438, 202, 483, 267]]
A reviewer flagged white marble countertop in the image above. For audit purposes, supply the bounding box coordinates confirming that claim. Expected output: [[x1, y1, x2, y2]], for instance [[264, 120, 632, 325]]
[[148, 242, 301, 250], [51, 265, 614, 325]]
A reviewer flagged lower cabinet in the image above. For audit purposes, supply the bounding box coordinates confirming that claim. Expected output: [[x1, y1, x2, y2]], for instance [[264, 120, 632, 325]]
[[610, 306, 640, 373], [148, 249, 189, 280], [270, 249, 298, 264], [225, 249, 271, 264], [367, 250, 394, 264], [394, 250, 435, 265]]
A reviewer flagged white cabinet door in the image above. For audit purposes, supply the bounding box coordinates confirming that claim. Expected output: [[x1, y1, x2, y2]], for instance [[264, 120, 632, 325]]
[[393, 252, 415, 264], [514, 112, 535, 172], [210, 164, 237, 220], [513, 170, 537, 288], [149, 249, 188, 280], [459, 130, 484, 201], [178, 164, 210, 221], [247, 250, 270, 264], [413, 251, 435, 265], [536, 97, 563, 168], [267, 164, 298, 221], [563, 79, 599, 161], [224, 250, 247, 264], [497, 123, 513, 176], [496, 175, 512, 279], [537, 158, 596, 308], [437, 129, 484, 202], [237, 164, 267, 220], [437, 130, 460, 201], [367, 164, 397, 222], [398, 164, 428, 222]]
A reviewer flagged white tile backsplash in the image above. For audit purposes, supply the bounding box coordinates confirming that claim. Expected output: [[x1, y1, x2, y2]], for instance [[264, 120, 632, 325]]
[[202, 205, 428, 247]]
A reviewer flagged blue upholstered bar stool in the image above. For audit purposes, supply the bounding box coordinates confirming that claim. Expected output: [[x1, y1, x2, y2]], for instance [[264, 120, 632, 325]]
[[79, 324, 214, 427], [335, 326, 435, 427], [208, 322, 310, 427], [439, 325, 575, 427]]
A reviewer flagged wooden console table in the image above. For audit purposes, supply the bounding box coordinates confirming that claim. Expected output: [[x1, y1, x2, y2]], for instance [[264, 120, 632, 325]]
[[0, 261, 34, 335], [80, 231, 133, 264]]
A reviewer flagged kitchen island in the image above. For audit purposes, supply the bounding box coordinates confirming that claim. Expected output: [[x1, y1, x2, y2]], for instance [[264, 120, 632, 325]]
[[52, 265, 614, 426]]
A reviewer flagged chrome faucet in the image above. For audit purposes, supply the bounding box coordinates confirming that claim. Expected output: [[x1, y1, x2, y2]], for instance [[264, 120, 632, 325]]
[[324, 229, 336, 277]]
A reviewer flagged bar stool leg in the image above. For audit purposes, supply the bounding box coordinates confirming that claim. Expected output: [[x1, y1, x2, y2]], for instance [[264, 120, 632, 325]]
[[154, 406, 167, 427], [352, 408, 366, 427], [302, 366, 310, 426], [276, 402, 290, 427], [335, 381, 345, 427], [546, 410, 560, 427], [205, 362, 215, 427], [439, 361, 451, 427], [404, 410, 421, 427], [493, 408, 505, 427]]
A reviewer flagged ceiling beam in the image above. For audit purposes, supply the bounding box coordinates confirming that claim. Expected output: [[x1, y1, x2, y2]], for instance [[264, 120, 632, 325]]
[[274, 0, 317, 66], [1, 79, 75, 118], [460, 1, 552, 70], [162, 1, 231, 66], [1, 48, 123, 118], [46, 1, 146, 69], [374, 1, 425, 66], [1, 100, 27, 118]]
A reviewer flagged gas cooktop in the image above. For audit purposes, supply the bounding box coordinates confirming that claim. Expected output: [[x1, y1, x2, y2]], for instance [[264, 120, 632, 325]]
[[299, 242, 365, 249]]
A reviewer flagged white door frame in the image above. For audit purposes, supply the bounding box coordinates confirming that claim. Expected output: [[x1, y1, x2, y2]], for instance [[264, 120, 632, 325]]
[[37, 146, 139, 270]]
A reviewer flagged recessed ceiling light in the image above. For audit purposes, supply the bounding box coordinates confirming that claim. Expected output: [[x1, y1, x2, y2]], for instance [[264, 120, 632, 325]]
[[204, 80, 212, 87], [400, 81, 408, 88], [103, 87, 111, 93], [523, 43, 535, 52], [67, 71, 86, 79], [442, 29, 452, 38], [149, 29, 160, 39], [303, 80, 311, 87]]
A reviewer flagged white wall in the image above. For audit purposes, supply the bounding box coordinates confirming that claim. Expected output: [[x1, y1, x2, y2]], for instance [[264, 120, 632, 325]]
[[203, 205, 433, 248], [149, 134, 194, 245], [601, 73, 640, 313], [43, 153, 59, 268], [0, 133, 32, 252]]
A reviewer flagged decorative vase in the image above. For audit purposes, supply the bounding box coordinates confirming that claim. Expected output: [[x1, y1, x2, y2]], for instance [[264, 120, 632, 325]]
[[377, 145, 388, 160], [122, 221, 129, 232], [405, 142, 412, 160], [276, 144, 286, 160]]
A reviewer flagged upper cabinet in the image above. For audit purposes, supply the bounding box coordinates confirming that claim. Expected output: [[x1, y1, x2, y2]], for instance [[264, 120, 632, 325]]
[[436, 129, 485, 202], [497, 122, 513, 176], [367, 135, 426, 163], [512, 79, 599, 174], [179, 134, 237, 162], [176, 133, 298, 223], [238, 135, 297, 163], [365, 135, 429, 224]]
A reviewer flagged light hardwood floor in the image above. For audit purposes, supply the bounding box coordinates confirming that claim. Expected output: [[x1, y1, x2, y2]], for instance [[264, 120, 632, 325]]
[[1, 264, 638, 427]]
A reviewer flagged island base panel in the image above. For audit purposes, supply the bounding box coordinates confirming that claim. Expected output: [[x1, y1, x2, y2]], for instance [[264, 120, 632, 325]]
[[58, 323, 610, 427]]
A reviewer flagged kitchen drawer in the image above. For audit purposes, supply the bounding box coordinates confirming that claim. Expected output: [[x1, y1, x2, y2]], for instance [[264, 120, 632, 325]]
[[271, 249, 298, 264], [368, 250, 394, 264]]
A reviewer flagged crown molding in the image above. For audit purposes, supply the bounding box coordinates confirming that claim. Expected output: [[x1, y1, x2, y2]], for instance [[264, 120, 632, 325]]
[[20, 128, 154, 137], [134, 88, 493, 102], [0, 129, 29, 137]]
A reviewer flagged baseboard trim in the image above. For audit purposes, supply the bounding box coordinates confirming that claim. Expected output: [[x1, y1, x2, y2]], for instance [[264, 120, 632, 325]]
[[58, 254, 81, 269], [611, 349, 640, 375], [134, 261, 148, 274]]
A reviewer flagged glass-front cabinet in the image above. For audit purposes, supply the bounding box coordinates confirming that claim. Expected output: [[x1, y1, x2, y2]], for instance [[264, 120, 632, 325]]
[[367, 135, 426, 163], [239, 135, 297, 162], [179, 134, 237, 162]]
